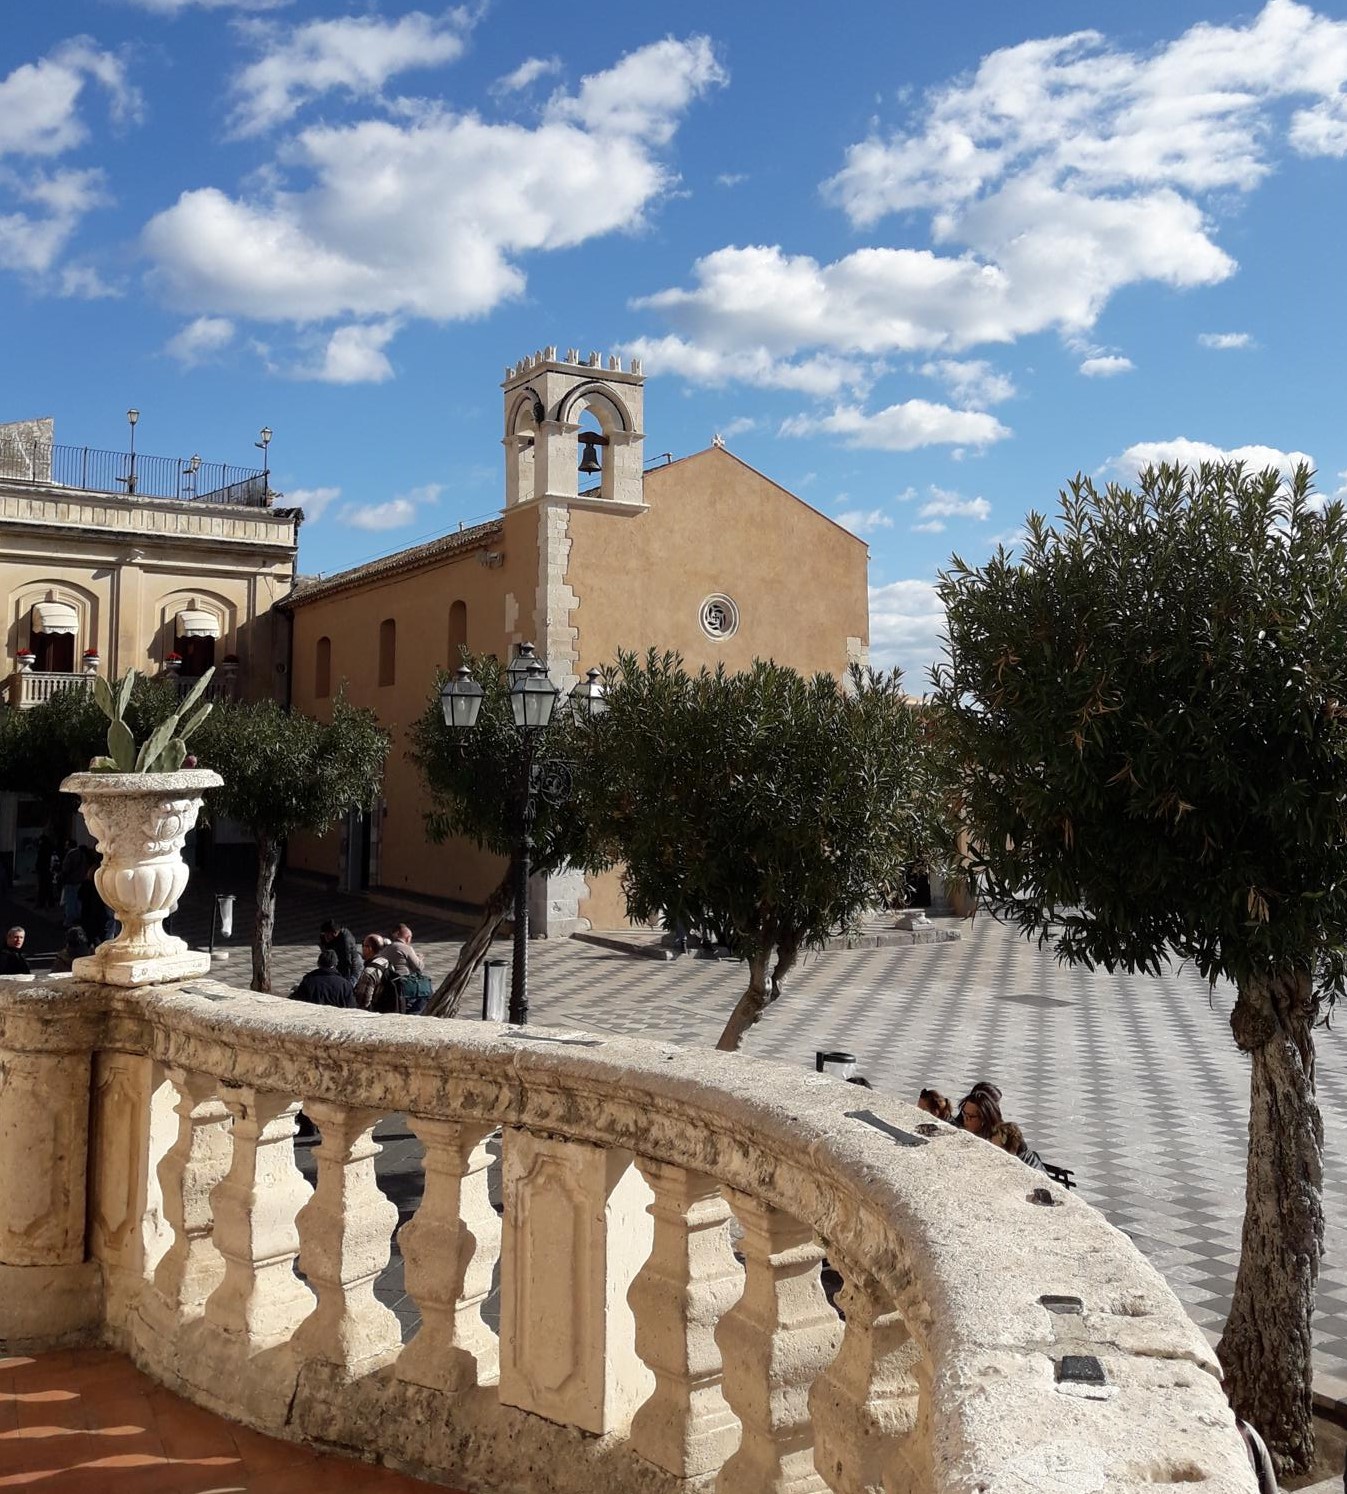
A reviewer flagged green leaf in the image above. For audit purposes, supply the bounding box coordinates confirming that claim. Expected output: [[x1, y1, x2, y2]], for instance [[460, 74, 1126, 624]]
[[108, 718, 136, 773], [116, 669, 136, 719], [152, 738, 187, 772], [92, 675, 114, 719], [176, 701, 213, 743], [175, 667, 215, 721], [135, 716, 176, 773]]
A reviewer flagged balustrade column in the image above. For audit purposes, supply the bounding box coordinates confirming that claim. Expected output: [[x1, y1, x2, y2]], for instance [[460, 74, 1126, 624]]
[[629, 1159, 742, 1477], [810, 1269, 932, 1494], [396, 1118, 500, 1391], [153, 1069, 232, 1318], [293, 1101, 401, 1372], [498, 1128, 655, 1435], [204, 1087, 314, 1348], [715, 1191, 843, 1494]]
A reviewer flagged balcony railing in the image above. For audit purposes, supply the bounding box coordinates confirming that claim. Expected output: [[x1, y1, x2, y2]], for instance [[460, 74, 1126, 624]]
[[6, 668, 94, 710], [0, 976, 1256, 1492], [0, 437, 269, 507]]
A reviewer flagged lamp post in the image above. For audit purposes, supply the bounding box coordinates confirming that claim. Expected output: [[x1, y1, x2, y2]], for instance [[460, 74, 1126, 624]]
[[256, 426, 272, 502], [440, 645, 606, 1025], [125, 408, 139, 495]]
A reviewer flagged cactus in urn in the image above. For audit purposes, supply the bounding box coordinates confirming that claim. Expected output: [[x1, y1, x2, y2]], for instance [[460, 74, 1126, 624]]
[[88, 667, 215, 773]]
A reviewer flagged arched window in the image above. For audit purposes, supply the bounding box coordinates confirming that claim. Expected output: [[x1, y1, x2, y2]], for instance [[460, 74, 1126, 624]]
[[378, 618, 396, 687], [315, 636, 331, 699], [448, 600, 467, 664]]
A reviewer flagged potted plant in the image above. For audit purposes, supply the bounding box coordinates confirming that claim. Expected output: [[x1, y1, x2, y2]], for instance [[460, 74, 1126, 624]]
[[15, 648, 34, 673], [82, 647, 101, 676], [164, 651, 183, 674], [60, 669, 221, 986]]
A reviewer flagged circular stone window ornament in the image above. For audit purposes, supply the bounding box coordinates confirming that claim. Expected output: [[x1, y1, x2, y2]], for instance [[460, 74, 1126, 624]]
[[700, 593, 739, 640]]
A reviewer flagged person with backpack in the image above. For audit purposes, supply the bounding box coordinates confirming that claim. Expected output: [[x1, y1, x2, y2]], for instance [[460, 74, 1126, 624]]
[[353, 934, 404, 1014], [385, 923, 432, 1014]]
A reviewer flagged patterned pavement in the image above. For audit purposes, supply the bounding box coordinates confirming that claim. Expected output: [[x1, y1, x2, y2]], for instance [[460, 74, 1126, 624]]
[[13, 869, 1347, 1395]]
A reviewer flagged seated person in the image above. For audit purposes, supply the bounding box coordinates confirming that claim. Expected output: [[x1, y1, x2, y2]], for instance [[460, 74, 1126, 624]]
[[354, 934, 397, 1012], [290, 948, 356, 1008], [917, 1088, 953, 1121], [955, 1087, 1003, 1138], [386, 923, 425, 976], [0, 926, 29, 976], [993, 1120, 1046, 1171], [51, 927, 91, 973]]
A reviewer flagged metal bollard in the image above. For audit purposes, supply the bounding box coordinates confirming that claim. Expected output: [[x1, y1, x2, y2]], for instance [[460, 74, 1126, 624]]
[[482, 959, 507, 1022]]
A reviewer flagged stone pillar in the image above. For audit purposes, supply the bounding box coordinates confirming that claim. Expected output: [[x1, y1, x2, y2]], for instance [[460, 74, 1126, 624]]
[[293, 1101, 400, 1373], [628, 1159, 742, 1477], [810, 1271, 932, 1494], [204, 1087, 314, 1348], [498, 1128, 654, 1435], [396, 1118, 500, 1392], [715, 1191, 844, 1494], [88, 1052, 177, 1324], [0, 1040, 102, 1341], [152, 1068, 233, 1319]]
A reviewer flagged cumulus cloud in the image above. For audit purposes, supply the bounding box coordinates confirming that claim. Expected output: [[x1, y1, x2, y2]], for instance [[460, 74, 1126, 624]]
[[868, 579, 948, 680], [919, 489, 992, 522], [287, 485, 341, 523], [1079, 354, 1134, 377], [633, 5, 1347, 399], [919, 358, 1015, 405], [1199, 331, 1253, 349], [493, 57, 562, 95], [337, 483, 441, 531], [143, 36, 726, 338], [620, 335, 865, 397], [836, 508, 894, 535], [0, 166, 109, 275], [298, 321, 399, 384], [781, 400, 1010, 452], [229, 11, 473, 137], [1107, 437, 1315, 481], [164, 314, 235, 367]]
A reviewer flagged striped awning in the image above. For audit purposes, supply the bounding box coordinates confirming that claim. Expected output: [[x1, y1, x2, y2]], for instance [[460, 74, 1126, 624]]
[[176, 609, 219, 638], [32, 602, 77, 635]]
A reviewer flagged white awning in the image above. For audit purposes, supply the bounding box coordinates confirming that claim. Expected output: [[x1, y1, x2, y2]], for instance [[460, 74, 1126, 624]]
[[176, 609, 219, 639], [32, 602, 77, 635]]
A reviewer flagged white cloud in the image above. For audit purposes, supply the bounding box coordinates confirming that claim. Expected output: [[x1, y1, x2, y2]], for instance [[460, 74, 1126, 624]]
[[493, 57, 562, 95], [0, 38, 139, 158], [836, 508, 894, 535], [58, 263, 119, 298], [634, 5, 1347, 393], [719, 416, 758, 438], [781, 400, 1010, 452], [230, 11, 472, 137], [1079, 354, 1134, 377], [299, 321, 399, 384], [1199, 331, 1253, 349], [0, 166, 109, 275], [143, 37, 726, 336], [919, 357, 1015, 405], [288, 485, 340, 523], [620, 335, 865, 397], [1108, 437, 1315, 481], [337, 482, 441, 530], [547, 35, 724, 146], [918, 489, 992, 522], [716, 171, 748, 187], [164, 314, 235, 367], [868, 579, 947, 680]]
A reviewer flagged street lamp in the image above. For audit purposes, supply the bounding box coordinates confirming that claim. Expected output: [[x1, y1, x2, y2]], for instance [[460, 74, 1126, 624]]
[[441, 642, 607, 1025], [124, 408, 139, 495], [256, 426, 272, 502]]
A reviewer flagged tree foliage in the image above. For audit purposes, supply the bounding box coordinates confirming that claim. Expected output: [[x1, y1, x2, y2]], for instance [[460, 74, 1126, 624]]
[[933, 462, 1347, 1470], [598, 651, 938, 1048]]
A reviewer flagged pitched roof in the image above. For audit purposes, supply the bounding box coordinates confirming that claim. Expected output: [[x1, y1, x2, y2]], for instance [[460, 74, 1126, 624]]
[[278, 517, 503, 610]]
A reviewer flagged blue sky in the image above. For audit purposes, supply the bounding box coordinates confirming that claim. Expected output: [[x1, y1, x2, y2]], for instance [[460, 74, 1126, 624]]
[[4, 1, 1346, 682]]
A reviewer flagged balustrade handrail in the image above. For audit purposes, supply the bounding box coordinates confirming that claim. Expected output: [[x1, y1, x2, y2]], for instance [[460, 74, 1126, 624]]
[[0, 439, 269, 506], [0, 977, 1257, 1494]]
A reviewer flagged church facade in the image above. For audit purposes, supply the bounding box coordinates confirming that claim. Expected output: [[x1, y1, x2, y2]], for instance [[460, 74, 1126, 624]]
[[282, 349, 870, 931]]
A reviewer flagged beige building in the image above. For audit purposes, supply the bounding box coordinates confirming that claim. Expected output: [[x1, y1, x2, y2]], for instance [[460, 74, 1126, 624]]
[[282, 349, 870, 931], [0, 415, 300, 874]]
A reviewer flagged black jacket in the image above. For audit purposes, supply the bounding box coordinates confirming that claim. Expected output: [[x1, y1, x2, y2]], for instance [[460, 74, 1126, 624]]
[[323, 927, 364, 982], [291, 968, 357, 1007], [0, 948, 30, 975]]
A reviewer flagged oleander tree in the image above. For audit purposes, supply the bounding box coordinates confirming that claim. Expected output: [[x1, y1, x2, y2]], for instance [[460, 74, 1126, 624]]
[[195, 695, 389, 993], [407, 655, 614, 1017], [598, 651, 944, 1051], [933, 462, 1347, 1472]]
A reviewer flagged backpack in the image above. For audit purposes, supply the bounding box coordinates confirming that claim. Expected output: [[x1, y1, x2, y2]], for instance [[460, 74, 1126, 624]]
[[370, 962, 406, 1015], [400, 972, 433, 1015]]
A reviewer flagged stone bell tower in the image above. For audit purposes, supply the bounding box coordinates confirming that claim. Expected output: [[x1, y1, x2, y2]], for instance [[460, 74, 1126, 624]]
[[500, 346, 647, 936]]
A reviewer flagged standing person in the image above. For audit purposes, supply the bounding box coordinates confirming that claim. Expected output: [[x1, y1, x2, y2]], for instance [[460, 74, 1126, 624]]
[[319, 919, 364, 984], [77, 859, 111, 949], [0, 927, 29, 975], [289, 949, 357, 1007], [386, 922, 432, 1013], [34, 834, 55, 909], [60, 841, 86, 924]]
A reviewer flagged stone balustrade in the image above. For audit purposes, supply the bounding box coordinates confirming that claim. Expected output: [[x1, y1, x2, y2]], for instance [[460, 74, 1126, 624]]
[[6, 668, 95, 709], [0, 975, 1257, 1492]]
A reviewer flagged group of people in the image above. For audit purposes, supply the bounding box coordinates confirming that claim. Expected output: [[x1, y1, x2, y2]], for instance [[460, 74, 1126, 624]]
[[289, 919, 435, 1015], [916, 1080, 1046, 1171], [32, 834, 114, 960]]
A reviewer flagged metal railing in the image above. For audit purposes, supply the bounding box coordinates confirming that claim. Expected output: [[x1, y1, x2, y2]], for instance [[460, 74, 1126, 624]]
[[0, 438, 269, 507]]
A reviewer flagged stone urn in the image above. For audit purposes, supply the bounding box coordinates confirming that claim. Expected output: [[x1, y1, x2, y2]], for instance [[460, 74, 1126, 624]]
[[59, 769, 222, 986]]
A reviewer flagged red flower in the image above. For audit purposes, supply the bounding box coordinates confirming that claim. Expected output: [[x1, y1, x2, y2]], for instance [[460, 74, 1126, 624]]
[[165, 652, 183, 663]]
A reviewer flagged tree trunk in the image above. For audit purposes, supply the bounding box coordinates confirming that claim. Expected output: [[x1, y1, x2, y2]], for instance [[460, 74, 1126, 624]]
[[427, 866, 515, 1019], [1217, 967, 1322, 1475], [252, 833, 282, 994], [715, 939, 800, 1051]]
